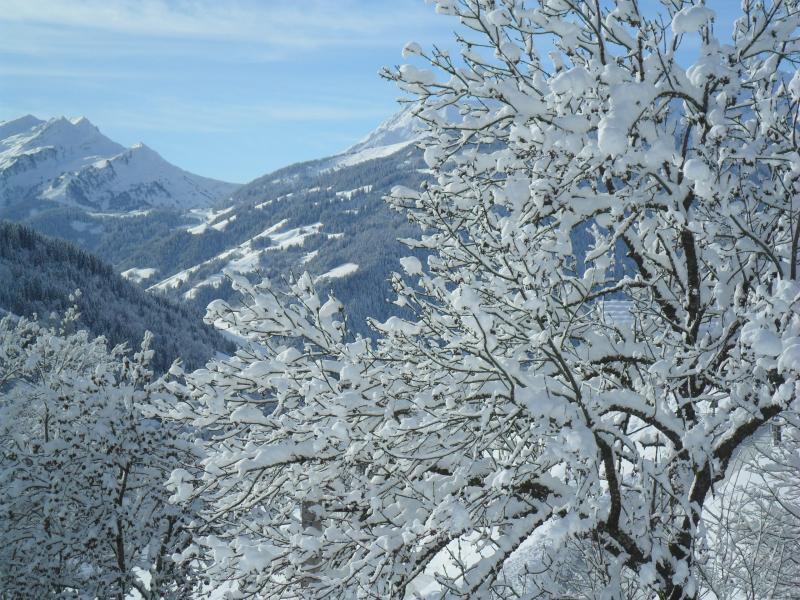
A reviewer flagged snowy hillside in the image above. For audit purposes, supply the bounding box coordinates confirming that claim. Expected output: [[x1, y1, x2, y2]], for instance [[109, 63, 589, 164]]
[[0, 108, 434, 334], [137, 141, 428, 335], [0, 114, 238, 211]]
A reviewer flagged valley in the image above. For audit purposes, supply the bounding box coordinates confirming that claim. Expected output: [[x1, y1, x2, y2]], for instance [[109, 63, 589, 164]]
[[0, 107, 429, 335]]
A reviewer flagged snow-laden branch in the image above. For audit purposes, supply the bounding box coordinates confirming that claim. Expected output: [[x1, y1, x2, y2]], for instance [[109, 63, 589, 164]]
[[175, 2, 800, 598]]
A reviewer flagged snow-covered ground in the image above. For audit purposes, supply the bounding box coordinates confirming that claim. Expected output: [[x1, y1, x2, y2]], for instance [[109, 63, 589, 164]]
[[314, 262, 359, 283], [330, 140, 415, 170], [150, 220, 328, 300], [120, 267, 157, 284]]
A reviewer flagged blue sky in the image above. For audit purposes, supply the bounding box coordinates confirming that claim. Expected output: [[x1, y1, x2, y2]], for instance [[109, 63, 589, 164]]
[[0, 0, 454, 183], [0, 1, 740, 184]]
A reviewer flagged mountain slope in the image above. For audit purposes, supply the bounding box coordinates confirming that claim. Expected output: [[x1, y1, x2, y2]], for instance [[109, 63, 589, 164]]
[[40, 142, 238, 211], [0, 115, 239, 212], [130, 106, 599, 336], [0, 220, 233, 372], [83, 104, 425, 335], [138, 142, 428, 335], [343, 104, 419, 155]]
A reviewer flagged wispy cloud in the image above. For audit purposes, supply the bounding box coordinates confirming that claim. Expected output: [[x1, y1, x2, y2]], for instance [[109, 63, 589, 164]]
[[0, 0, 444, 58], [0, 65, 140, 79], [0, 0, 449, 182], [78, 96, 394, 135]]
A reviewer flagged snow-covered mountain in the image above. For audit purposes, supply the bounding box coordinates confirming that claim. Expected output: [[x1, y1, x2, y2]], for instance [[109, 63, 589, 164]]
[[1, 116, 124, 205], [95, 108, 428, 334], [227, 107, 425, 210], [0, 115, 238, 212], [331, 104, 464, 169], [347, 105, 419, 151], [331, 104, 422, 169], [0, 107, 432, 334], [140, 140, 427, 330]]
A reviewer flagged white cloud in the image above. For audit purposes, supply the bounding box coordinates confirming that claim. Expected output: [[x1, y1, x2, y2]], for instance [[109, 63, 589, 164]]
[[0, 0, 451, 182], [0, 0, 444, 55], [72, 97, 394, 134], [0, 65, 137, 79]]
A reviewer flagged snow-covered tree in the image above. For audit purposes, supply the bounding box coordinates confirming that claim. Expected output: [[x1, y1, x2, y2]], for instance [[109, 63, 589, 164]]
[[174, 1, 800, 598], [699, 414, 800, 599], [0, 309, 199, 599]]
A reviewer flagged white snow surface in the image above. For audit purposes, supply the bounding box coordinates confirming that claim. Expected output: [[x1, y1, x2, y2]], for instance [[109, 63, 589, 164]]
[[0, 114, 238, 211], [187, 206, 237, 234], [267, 223, 323, 250], [344, 105, 419, 155], [672, 5, 715, 34], [330, 140, 416, 170], [149, 220, 326, 300], [335, 185, 373, 199], [314, 262, 359, 283], [120, 267, 157, 284]]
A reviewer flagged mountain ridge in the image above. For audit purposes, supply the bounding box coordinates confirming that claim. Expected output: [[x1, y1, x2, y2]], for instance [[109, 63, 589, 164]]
[[0, 107, 430, 335], [344, 104, 419, 155], [0, 114, 239, 212], [132, 112, 429, 335], [0, 219, 234, 371]]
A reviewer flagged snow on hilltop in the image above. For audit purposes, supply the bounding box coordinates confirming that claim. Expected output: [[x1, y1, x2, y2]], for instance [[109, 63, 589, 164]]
[[318, 105, 424, 172], [343, 105, 419, 155], [0, 115, 239, 212], [325, 104, 461, 171]]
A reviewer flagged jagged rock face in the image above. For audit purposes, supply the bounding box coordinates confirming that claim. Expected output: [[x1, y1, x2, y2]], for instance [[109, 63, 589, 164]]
[[0, 115, 239, 212]]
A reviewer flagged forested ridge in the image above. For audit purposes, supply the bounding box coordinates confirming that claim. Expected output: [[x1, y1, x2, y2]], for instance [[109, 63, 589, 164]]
[[0, 220, 233, 372]]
